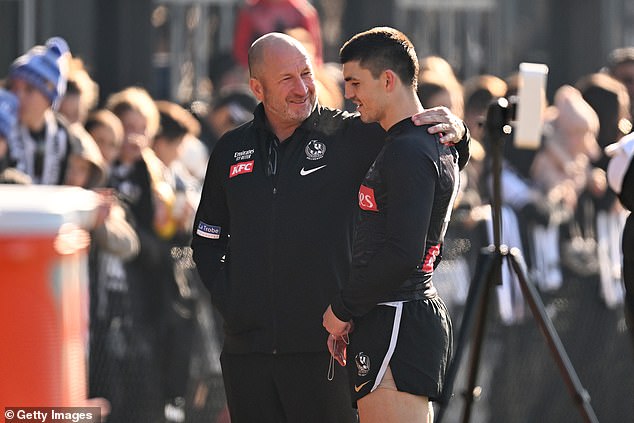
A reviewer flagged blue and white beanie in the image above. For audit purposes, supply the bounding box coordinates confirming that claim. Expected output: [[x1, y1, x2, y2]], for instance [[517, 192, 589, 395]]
[[8, 37, 70, 109], [0, 88, 18, 140]]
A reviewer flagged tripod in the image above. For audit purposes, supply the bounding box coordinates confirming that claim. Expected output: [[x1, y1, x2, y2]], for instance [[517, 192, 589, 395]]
[[435, 98, 599, 423]]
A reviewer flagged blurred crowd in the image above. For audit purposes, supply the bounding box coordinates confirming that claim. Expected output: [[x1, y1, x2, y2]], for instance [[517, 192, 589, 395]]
[[1, 0, 634, 422], [421, 50, 634, 328], [0, 35, 256, 423]]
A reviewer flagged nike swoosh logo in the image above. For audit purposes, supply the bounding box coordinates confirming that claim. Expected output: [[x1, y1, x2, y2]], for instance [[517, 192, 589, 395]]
[[354, 380, 372, 392], [300, 165, 327, 176]]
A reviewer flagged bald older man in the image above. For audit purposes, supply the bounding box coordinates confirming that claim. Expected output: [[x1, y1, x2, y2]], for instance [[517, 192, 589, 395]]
[[192, 32, 469, 423]]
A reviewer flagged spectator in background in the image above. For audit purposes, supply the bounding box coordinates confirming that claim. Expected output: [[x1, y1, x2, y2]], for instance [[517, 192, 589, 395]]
[[531, 85, 602, 223], [106, 89, 209, 422], [531, 85, 605, 279], [0, 89, 18, 163], [0, 88, 30, 184], [177, 131, 210, 186], [85, 109, 125, 173], [105, 86, 167, 422], [417, 69, 464, 119], [6, 37, 75, 185], [233, 0, 323, 69], [63, 122, 141, 422], [462, 74, 507, 143], [418, 55, 464, 119], [154, 102, 200, 169], [471, 76, 554, 313], [419, 55, 459, 80], [576, 73, 632, 304], [606, 47, 634, 120], [190, 85, 257, 152], [152, 100, 201, 239], [65, 123, 107, 188], [207, 51, 249, 96], [153, 100, 207, 422], [605, 132, 634, 353], [457, 75, 509, 212], [105, 86, 163, 231], [59, 57, 99, 125], [576, 72, 632, 171]]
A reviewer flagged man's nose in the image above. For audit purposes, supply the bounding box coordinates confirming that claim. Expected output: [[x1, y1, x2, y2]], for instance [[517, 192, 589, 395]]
[[344, 86, 354, 100], [292, 77, 309, 94]]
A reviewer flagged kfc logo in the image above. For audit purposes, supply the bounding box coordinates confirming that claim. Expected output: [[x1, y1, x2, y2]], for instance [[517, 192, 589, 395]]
[[358, 185, 378, 211], [230, 160, 254, 178]]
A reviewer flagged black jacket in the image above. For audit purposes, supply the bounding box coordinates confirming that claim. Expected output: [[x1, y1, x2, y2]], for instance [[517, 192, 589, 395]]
[[192, 103, 470, 354]]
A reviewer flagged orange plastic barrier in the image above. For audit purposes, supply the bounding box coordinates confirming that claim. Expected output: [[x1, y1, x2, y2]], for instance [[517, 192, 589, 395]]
[[0, 186, 96, 407]]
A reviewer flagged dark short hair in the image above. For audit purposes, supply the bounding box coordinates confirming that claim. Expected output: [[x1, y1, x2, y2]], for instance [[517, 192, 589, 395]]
[[339, 27, 418, 89], [155, 100, 201, 142]]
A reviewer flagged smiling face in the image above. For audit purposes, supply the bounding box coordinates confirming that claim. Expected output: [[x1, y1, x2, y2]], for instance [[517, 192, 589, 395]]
[[249, 37, 316, 139], [343, 60, 387, 125]]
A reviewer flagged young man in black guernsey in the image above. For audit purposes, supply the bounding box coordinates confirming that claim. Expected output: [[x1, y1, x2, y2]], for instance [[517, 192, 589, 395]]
[[323, 27, 462, 423]]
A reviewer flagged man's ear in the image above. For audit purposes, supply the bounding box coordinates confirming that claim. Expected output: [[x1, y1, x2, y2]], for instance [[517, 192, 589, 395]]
[[384, 70, 397, 92], [249, 77, 264, 102]]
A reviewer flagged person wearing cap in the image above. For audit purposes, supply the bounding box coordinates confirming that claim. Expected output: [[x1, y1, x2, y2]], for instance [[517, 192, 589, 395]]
[[6, 37, 76, 185], [0, 88, 18, 168], [606, 134, 634, 353], [0, 88, 30, 184]]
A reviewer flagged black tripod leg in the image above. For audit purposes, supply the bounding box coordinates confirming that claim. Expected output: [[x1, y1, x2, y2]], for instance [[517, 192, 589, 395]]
[[435, 247, 501, 423], [508, 247, 599, 423], [460, 249, 503, 423]]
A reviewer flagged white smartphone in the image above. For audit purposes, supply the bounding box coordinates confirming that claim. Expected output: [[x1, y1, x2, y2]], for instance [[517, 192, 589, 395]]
[[513, 62, 549, 150]]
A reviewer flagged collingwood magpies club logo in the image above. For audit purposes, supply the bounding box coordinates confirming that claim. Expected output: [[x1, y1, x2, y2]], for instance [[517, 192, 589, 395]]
[[356, 352, 370, 377], [305, 140, 326, 160]]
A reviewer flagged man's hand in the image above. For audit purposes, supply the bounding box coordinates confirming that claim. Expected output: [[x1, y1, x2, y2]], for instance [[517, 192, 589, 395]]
[[411, 106, 466, 145], [323, 305, 352, 337], [327, 334, 348, 367], [324, 305, 352, 367]]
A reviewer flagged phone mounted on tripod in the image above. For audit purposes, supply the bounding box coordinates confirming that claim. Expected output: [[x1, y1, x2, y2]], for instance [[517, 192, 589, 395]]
[[435, 63, 599, 423]]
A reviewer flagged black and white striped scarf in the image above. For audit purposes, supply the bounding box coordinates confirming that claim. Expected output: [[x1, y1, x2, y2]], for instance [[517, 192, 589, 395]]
[[9, 110, 68, 185]]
